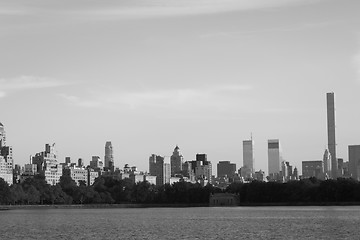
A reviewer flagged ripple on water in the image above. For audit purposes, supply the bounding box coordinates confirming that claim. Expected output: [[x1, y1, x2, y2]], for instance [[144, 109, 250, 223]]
[[1, 206, 360, 240]]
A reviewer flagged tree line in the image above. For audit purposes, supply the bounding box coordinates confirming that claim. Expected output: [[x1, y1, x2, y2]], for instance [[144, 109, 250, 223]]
[[0, 175, 218, 205], [226, 177, 360, 204], [1, 176, 360, 205]]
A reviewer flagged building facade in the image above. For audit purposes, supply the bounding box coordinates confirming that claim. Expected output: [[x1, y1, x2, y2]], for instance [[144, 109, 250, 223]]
[[253, 170, 266, 181], [209, 193, 239, 207], [144, 175, 157, 185], [90, 156, 104, 172], [242, 139, 254, 178], [149, 154, 170, 186], [217, 161, 236, 178], [182, 161, 195, 182], [104, 141, 114, 171], [170, 145, 183, 176], [32, 143, 62, 185], [348, 145, 360, 181], [327, 92, 338, 178], [0, 122, 13, 185], [63, 167, 98, 186], [281, 161, 293, 182], [268, 139, 281, 177], [192, 154, 212, 184], [302, 160, 324, 179], [323, 149, 331, 178]]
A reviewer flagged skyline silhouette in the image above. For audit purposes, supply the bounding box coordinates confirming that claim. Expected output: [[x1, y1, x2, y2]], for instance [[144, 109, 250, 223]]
[[1, 0, 360, 174]]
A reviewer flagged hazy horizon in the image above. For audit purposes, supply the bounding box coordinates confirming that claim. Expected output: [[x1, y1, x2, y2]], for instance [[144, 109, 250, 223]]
[[1, 0, 360, 175]]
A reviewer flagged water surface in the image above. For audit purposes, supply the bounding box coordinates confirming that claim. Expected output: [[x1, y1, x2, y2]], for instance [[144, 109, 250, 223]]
[[1, 206, 359, 239]]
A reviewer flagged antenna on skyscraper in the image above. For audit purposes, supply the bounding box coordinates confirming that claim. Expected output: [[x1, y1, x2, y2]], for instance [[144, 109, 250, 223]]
[[251, 132, 253, 141]]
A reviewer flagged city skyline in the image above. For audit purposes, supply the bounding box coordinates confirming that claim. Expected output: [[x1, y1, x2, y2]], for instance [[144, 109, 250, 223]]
[[1, 0, 360, 174]]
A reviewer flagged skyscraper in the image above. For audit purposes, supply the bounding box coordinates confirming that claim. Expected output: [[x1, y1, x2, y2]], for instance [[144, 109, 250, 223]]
[[32, 143, 62, 185], [268, 139, 281, 176], [0, 122, 13, 185], [104, 141, 114, 171], [348, 145, 360, 181], [243, 139, 254, 178], [189, 154, 212, 184], [149, 154, 170, 186], [323, 149, 331, 178], [0, 122, 6, 148], [326, 92, 337, 178], [170, 145, 183, 176]]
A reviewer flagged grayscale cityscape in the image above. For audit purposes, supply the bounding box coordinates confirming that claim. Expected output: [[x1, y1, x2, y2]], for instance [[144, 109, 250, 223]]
[[1, 92, 359, 188], [1, 0, 360, 239]]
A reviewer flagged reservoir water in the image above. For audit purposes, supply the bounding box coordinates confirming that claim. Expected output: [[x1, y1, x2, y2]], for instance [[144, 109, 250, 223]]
[[1, 206, 359, 239]]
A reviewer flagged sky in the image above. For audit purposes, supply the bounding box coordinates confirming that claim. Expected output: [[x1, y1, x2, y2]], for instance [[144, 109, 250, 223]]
[[1, 0, 360, 175]]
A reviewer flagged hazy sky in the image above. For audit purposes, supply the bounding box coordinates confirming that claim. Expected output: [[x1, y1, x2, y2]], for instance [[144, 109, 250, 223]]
[[1, 0, 360, 175]]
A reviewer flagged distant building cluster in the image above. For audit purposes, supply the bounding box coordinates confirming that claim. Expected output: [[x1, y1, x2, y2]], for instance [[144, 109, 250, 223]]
[[2, 92, 360, 188], [148, 147, 212, 186]]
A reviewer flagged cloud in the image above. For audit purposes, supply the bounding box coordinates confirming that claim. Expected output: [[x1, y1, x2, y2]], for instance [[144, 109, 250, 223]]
[[0, 76, 73, 98], [59, 84, 254, 110], [0, 0, 316, 18], [58, 93, 102, 108]]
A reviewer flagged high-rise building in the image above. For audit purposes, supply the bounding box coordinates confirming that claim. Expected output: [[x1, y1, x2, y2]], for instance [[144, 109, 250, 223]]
[[253, 170, 265, 181], [182, 161, 195, 182], [170, 145, 183, 176], [268, 139, 282, 176], [149, 154, 170, 186], [327, 92, 338, 178], [65, 157, 71, 165], [90, 156, 104, 171], [348, 145, 360, 181], [302, 160, 324, 179], [0, 122, 13, 185], [281, 161, 293, 182], [78, 158, 84, 167], [0, 122, 6, 148], [323, 149, 331, 178], [293, 167, 299, 180], [217, 161, 236, 178], [104, 141, 114, 171], [63, 166, 98, 186], [191, 154, 212, 184], [337, 158, 344, 177], [32, 143, 62, 185], [243, 139, 254, 178]]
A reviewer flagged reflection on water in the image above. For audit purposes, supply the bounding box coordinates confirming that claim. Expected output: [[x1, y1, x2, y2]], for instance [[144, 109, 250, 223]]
[[1, 206, 359, 239]]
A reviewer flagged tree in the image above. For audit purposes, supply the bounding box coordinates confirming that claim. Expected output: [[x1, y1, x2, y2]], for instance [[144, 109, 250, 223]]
[[10, 184, 26, 205], [59, 175, 77, 202], [25, 185, 40, 204], [50, 185, 72, 204], [0, 178, 11, 204]]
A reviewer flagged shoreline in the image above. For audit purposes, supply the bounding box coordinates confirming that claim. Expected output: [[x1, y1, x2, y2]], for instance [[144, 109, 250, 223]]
[[239, 202, 360, 206], [0, 203, 209, 210], [2, 201, 360, 210]]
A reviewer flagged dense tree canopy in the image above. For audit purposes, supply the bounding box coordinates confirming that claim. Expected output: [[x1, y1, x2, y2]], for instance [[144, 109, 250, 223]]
[[226, 178, 360, 204], [1, 176, 360, 205]]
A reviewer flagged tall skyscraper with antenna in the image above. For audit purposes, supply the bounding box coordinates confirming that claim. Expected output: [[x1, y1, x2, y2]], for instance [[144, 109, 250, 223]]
[[326, 92, 337, 178], [243, 138, 254, 178]]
